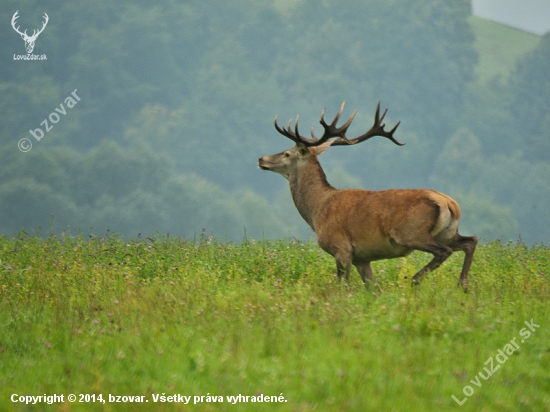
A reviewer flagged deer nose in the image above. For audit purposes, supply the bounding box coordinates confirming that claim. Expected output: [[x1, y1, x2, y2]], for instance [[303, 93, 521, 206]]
[[258, 157, 269, 170]]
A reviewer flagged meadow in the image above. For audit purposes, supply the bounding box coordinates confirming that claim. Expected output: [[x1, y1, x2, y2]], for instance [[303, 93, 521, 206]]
[[0, 232, 549, 411]]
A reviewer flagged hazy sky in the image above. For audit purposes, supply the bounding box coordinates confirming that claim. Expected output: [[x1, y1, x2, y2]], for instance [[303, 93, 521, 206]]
[[472, 0, 550, 35]]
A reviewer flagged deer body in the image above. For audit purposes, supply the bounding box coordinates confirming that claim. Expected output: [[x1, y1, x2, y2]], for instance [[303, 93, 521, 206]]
[[259, 101, 477, 289]]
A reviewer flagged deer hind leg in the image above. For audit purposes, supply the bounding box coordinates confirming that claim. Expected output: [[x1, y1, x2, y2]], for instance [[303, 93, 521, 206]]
[[355, 261, 382, 292], [405, 238, 453, 286], [445, 233, 478, 290]]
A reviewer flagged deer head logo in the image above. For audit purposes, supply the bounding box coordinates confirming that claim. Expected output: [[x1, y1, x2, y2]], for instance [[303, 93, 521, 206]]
[[11, 11, 49, 54]]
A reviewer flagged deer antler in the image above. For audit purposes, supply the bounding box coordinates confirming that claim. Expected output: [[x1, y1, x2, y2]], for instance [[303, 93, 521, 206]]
[[30, 13, 49, 40], [11, 11, 25, 37], [330, 101, 403, 146], [274, 101, 403, 147], [11, 11, 48, 40]]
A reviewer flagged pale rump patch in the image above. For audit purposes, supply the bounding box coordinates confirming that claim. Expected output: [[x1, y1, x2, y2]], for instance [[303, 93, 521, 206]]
[[432, 205, 459, 243]]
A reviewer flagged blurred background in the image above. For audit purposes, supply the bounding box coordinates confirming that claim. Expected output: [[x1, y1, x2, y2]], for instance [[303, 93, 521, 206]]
[[1, 0, 549, 243]]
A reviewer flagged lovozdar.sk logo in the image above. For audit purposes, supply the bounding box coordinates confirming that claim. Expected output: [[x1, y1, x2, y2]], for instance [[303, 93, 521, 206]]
[[11, 10, 48, 59]]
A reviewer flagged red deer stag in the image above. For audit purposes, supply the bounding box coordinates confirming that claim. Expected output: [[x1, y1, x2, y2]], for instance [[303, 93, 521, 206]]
[[258, 101, 477, 290]]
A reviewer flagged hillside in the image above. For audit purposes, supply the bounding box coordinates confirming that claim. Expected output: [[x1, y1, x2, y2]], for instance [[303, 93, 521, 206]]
[[469, 16, 541, 83], [1, 2, 549, 244]]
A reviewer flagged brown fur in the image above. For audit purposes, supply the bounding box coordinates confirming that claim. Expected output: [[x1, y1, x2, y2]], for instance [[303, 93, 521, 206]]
[[259, 143, 478, 291]]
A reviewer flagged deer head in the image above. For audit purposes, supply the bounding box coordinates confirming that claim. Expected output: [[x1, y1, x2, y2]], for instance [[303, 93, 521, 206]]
[[11, 11, 49, 54]]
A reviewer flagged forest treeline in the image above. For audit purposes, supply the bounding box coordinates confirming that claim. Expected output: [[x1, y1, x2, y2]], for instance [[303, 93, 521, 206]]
[[1, 0, 549, 243]]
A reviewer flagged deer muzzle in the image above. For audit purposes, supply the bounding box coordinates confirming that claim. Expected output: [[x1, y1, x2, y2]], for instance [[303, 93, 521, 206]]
[[258, 157, 270, 170]]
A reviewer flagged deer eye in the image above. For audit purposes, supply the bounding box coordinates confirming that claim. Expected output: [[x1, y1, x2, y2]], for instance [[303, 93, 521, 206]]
[[284, 152, 290, 158]]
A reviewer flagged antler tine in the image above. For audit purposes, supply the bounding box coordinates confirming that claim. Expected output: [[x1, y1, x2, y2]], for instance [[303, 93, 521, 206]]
[[274, 116, 292, 140], [286, 118, 293, 133], [378, 106, 388, 127], [312, 101, 356, 145], [330, 109, 359, 144], [319, 100, 346, 128], [331, 100, 346, 126], [311, 110, 324, 141], [274, 114, 312, 145], [319, 108, 327, 124], [36, 13, 48, 33], [387, 121, 403, 146], [30, 13, 49, 39], [331, 101, 404, 146], [275, 107, 334, 146], [11, 11, 25, 35], [273, 115, 282, 133], [294, 115, 301, 142], [372, 101, 387, 127]]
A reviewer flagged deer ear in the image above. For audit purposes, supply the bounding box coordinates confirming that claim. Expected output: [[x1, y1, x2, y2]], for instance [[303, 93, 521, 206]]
[[296, 144, 309, 156], [313, 140, 335, 156]]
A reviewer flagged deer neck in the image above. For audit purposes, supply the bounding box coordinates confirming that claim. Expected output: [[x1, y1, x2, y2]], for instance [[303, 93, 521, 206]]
[[288, 156, 335, 231]]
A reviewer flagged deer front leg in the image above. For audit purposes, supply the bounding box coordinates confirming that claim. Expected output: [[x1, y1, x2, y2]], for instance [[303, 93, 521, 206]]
[[318, 237, 353, 282]]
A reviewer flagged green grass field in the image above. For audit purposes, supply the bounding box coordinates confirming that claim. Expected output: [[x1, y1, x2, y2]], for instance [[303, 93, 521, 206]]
[[1, 233, 549, 411]]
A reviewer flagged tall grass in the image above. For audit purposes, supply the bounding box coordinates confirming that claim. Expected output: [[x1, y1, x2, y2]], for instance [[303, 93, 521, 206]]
[[0, 233, 549, 411]]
